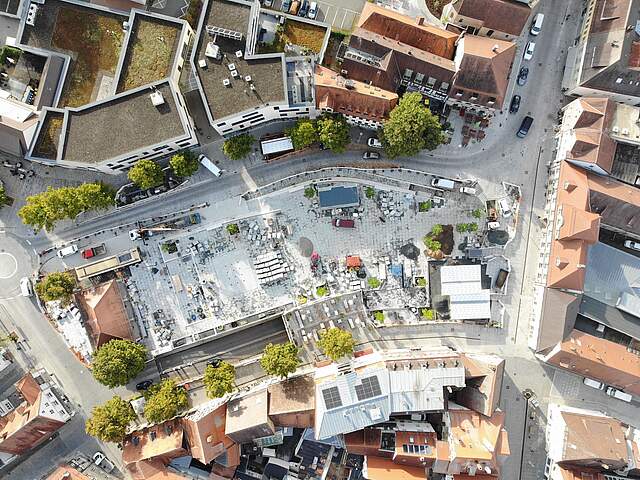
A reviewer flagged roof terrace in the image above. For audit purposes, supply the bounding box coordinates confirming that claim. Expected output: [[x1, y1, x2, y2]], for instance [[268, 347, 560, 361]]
[[194, 0, 285, 120]]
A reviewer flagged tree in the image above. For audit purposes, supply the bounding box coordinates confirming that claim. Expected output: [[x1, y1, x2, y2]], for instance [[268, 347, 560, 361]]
[[260, 342, 300, 379], [381, 92, 445, 158], [226, 223, 239, 235], [365, 187, 375, 199], [170, 150, 199, 177], [317, 327, 355, 362], [304, 186, 316, 198], [86, 396, 136, 443], [128, 159, 164, 190], [143, 379, 189, 423], [316, 114, 350, 153], [36, 272, 76, 304], [18, 183, 114, 232], [223, 134, 254, 160], [203, 361, 236, 398], [368, 277, 381, 289], [472, 208, 484, 219], [288, 120, 318, 150], [92, 339, 147, 388]]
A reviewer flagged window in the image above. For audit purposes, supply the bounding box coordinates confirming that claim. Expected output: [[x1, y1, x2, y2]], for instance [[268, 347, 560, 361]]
[[427, 77, 436, 87], [470, 92, 479, 100], [322, 386, 342, 409], [440, 82, 449, 92], [414, 73, 425, 84], [403, 68, 413, 80], [354, 376, 382, 401]]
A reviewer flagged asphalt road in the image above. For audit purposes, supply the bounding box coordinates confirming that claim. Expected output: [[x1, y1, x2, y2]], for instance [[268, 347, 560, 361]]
[[0, 1, 624, 479], [154, 316, 288, 372]]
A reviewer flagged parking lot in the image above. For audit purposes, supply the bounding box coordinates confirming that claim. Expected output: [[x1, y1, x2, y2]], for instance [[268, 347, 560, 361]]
[[264, 0, 363, 30]]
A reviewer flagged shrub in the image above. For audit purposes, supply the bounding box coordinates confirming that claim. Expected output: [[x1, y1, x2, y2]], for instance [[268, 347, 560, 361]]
[[368, 277, 381, 289], [226, 223, 239, 235], [304, 186, 316, 198], [418, 201, 431, 212], [456, 223, 468, 233], [316, 286, 328, 297], [472, 208, 484, 219], [431, 224, 443, 236], [373, 311, 384, 323], [365, 187, 375, 199], [416, 277, 427, 287], [421, 308, 435, 320]]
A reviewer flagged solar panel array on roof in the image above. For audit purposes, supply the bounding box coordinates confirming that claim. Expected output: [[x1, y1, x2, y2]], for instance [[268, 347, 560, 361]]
[[322, 386, 342, 410], [354, 376, 382, 401]]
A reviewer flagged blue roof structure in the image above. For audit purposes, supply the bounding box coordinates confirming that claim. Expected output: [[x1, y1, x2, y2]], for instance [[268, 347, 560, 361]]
[[318, 185, 360, 210]]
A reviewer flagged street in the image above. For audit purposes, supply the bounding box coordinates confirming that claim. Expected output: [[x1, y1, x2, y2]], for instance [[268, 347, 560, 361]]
[[1, 1, 630, 479]]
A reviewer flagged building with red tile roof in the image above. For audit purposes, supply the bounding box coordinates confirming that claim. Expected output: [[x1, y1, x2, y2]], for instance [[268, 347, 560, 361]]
[[442, 0, 532, 40], [77, 280, 132, 349], [0, 373, 70, 456], [315, 65, 398, 130]]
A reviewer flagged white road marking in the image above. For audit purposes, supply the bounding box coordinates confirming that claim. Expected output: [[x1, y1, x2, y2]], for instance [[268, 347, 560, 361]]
[[0, 252, 18, 279]]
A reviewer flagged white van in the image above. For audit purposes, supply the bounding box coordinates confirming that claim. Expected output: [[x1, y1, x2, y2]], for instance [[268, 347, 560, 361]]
[[606, 386, 633, 403], [199, 154, 222, 177], [56, 244, 78, 258], [499, 198, 512, 217], [431, 178, 455, 190], [530, 13, 544, 36], [583, 377, 605, 390], [20, 277, 33, 297]]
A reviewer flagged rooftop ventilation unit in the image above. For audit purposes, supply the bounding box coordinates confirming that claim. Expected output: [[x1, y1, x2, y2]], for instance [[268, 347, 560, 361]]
[[245, 75, 252, 82], [612, 125, 620, 133], [150, 90, 165, 107], [345, 79, 355, 90], [250, 84, 256, 90], [622, 128, 630, 135], [26, 3, 38, 26], [206, 25, 243, 41], [205, 42, 221, 59], [223, 78, 231, 87]]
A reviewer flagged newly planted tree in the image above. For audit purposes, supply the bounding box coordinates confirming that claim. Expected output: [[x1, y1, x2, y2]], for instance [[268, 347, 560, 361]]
[[92, 339, 147, 388]]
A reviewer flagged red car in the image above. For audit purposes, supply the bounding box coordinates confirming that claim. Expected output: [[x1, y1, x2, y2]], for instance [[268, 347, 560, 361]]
[[82, 244, 106, 259], [332, 218, 355, 228]]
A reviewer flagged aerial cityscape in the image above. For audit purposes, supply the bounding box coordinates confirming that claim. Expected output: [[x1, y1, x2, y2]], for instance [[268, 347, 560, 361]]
[[0, 0, 639, 479]]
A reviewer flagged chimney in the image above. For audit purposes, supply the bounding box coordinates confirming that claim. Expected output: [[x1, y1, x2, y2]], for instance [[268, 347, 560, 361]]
[[492, 44, 500, 53], [555, 257, 569, 269], [416, 16, 425, 26]]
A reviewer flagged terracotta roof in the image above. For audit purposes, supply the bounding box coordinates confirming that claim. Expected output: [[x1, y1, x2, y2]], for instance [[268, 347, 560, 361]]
[[357, 3, 458, 59], [557, 467, 606, 480], [181, 402, 230, 465], [127, 459, 186, 480], [453, 35, 516, 108], [16, 373, 41, 405], [450, 0, 531, 36], [365, 456, 427, 480], [558, 204, 600, 242], [46, 466, 92, 480], [346, 256, 362, 268], [588, 170, 640, 236], [122, 420, 185, 466], [448, 407, 509, 471], [314, 65, 398, 122], [268, 374, 315, 415], [546, 162, 596, 290], [559, 409, 628, 466], [457, 353, 505, 416], [78, 280, 131, 348], [545, 329, 640, 396]]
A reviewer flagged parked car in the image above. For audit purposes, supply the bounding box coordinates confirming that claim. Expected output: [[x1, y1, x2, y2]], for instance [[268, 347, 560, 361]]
[[487, 221, 501, 230], [499, 198, 512, 217], [362, 151, 380, 160], [624, 239, 640, 251], [333, 218, 355, 228], [523, 41, 536, 60], [307, 1, 318, 18], [509, 94, 521, 114], [517, 67, 529, 86], [583, 377, 606, 390], [530, 13, 544, 36], [431, 178, 455, 190], [606, 386, 633, 403], [262, 0, 273, 7], [298, 0, 309, 16], [56, 244, 78, 258], [93, 452, 115, 473], [367, 137, 383, 148], [281, 0, 291, 11], [136, 380, 153, 391], [516, 115, 534, 138], [20, 277, 33, 297], [207, 358, 222, 368], [460, 186, 477, 195], [81, 244, 106, 260], [289, 0, 300, 14]]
